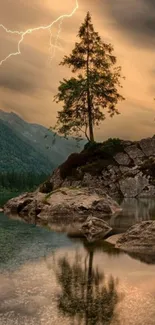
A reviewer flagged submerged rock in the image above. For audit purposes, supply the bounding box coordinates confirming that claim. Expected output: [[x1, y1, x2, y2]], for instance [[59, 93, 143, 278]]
[[81, 216, 112, 242]]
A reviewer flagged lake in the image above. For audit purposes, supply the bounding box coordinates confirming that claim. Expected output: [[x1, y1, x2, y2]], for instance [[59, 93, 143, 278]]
[[1, 193, 155, 324]]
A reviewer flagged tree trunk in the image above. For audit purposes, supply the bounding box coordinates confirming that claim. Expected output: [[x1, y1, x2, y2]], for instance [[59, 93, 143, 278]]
[[87, 93, 94, 142], [86, 22, 94, 142]]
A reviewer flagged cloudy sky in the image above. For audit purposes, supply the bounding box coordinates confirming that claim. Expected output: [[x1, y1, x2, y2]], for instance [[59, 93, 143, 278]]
[[0, 0, 155, 141]]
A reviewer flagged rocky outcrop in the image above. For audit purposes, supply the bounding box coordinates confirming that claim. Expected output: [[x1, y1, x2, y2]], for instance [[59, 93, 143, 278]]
[[119, 173, 149, 197], [116, 221, 155, 255], [4, 192, 35, 215], [4, 187, 121, 235], [81, 216, 112, 242], [39, 136, 155, 198]]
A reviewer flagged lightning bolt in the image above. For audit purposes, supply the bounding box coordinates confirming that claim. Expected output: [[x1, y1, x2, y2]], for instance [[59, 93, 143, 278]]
[[0, 0, 79, 66], [49, 18, 64, 61]]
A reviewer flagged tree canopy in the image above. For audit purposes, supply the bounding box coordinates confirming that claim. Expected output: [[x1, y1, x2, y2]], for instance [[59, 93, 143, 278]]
[[54, 12, 125, 142]]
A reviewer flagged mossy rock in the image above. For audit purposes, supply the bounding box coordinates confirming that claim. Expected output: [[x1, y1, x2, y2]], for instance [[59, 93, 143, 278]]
[[84, 138, 122, 156], [60, 139, 121, 180]]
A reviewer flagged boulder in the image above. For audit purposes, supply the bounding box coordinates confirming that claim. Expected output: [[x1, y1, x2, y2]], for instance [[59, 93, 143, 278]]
[[4, 192, 34, 215], [4, 187, 121, 228], [116, 220, 155, 255], [81, 216, 112, 242], [114, 152, 131, 166], [124, 144, 144, 163], [139, 136, 155, 156], [119, 173, 149, 197]]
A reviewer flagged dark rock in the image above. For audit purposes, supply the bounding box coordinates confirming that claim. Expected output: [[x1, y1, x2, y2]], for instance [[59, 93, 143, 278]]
[[124, 144, 144, 161], [39, 179, 53, 193], [114, 152, 131, 166], [139, 136, 155, 156]]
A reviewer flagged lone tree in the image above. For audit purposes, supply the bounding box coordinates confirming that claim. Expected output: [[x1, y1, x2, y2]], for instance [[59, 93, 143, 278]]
[[54, 12, 125, 142]]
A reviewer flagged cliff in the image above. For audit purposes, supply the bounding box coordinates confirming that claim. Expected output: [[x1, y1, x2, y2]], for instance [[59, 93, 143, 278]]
[[39, 136, 155, 198]]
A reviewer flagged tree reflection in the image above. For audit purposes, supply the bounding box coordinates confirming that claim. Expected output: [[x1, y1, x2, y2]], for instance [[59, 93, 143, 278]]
[[55, 249, 120, 325]]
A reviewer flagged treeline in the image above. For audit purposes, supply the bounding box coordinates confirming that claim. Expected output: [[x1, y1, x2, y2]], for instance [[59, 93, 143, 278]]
[[0, 172, 49, 191]]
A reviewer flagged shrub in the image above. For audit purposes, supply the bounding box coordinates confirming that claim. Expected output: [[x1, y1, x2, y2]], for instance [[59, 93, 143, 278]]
[[39, 179, 53, 193], [101, 138, 123, 155]]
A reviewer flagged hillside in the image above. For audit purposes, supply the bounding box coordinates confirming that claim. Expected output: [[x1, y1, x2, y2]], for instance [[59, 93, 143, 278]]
[[0, 110, 84, 173], [0, 120, 53, 173]]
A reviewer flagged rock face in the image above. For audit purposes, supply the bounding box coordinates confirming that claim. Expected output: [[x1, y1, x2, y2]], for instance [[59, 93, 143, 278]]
[[81, 216, 112, 242], [4, 187, 121, 232], [40, 136, 155, 198], [116, 221, 155, 255], [119, 173, 149, 197]]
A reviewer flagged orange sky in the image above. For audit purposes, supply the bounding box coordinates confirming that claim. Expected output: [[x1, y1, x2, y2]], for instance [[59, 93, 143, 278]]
[[0, 0, 155, 141]]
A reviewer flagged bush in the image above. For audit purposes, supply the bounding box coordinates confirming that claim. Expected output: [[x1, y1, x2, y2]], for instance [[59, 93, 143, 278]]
[[39, 179, 53, 193], [101, 138, 123, 155], [84, 141, 101, 152], [60, 153, 88, 179], [59, 138, 122, 180]]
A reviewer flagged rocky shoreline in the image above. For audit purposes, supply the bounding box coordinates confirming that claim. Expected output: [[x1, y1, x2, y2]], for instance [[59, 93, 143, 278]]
[[3, 135, 155, 260], [4, 186, 121, 241]]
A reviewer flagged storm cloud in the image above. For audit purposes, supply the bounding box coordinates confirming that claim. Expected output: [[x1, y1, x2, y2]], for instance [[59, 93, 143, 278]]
[[102, 0, 155, 48], [0, 0, 155, 140]]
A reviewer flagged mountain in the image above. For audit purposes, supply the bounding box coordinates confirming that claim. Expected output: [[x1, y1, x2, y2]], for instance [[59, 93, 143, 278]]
[[0, 110, 84, 173]]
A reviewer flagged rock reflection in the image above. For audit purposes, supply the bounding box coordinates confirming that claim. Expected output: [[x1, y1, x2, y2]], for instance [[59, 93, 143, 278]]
[[54, 249, 121, 325], [109, 198, 155, 232]]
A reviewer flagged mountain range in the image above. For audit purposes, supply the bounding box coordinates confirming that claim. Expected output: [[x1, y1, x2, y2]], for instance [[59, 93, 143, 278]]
[[0, 110, 84, 174]]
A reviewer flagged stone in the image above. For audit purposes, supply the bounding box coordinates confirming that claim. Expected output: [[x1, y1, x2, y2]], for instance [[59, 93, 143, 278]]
[[114, 152, 131, 166], [4, 187, 121, 228], [124, 144, 144, 160], [138, 185, 155, 198], [120, 166, 139, 177], [116, 221, 155, 256], [119, 173, 149, 197], [4, 192, 34, 215], [139, 136, 155, 157], [119, 166, 131, 174], [81, 216, 112, 242]]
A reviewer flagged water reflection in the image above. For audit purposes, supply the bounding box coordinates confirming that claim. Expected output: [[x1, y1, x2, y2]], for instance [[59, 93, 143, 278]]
[[1, 244, 155, 325], [54, 249, 121, 325], [109, 198, 155, 232], [0, 212, 78, 271]]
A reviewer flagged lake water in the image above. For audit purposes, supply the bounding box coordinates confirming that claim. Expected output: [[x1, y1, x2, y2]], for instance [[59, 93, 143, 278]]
[[1, 193, 155, 324]]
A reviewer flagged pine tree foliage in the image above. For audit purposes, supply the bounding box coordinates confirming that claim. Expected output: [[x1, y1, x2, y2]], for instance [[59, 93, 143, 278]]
[[54, 12, 125, 142]]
